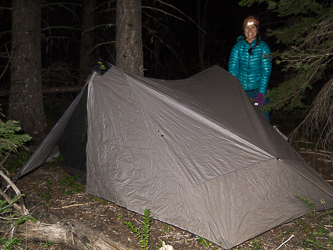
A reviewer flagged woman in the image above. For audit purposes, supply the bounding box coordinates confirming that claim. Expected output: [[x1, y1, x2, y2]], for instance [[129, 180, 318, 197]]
[[228, 16, 272, 120]]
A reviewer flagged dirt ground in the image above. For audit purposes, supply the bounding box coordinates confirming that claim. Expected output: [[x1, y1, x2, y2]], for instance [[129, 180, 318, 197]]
[[7, 150, 332, 250]]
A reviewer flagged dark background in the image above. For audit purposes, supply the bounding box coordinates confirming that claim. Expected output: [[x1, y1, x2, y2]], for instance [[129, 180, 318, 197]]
[[0, 0, 288, 124]]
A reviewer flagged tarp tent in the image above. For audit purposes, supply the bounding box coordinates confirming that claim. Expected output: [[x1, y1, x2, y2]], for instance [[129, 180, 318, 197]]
[[18, 65, 333, 249]]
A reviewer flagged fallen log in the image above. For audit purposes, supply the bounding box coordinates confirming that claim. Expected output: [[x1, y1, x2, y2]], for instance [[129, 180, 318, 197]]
[[8, 219, 131, 250]]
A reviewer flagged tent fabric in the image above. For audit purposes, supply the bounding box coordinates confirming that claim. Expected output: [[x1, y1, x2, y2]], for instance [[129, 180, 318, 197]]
[[19, 65, 333, 249], [17, 79, 89, 178]]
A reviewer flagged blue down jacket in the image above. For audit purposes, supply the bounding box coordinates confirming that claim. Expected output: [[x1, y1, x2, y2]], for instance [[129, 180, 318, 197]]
[[228, 36, 272, 95]]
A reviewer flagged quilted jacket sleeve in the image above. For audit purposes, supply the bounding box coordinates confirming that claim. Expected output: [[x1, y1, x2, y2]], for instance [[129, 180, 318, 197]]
[[258, 42, 272, 95], [228, 43, 240, 78]]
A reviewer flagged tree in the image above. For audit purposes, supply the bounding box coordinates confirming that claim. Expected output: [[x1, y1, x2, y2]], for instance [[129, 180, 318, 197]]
[[239, 0, 333, 152], [79, 0, 97, 84], [9, 0, 46, 135], [196, 0, 208, 68], [116, 0, 144, 76]]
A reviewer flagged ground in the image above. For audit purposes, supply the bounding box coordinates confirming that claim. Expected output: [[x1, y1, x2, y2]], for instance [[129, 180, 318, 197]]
[[6, 151, 333, 249]]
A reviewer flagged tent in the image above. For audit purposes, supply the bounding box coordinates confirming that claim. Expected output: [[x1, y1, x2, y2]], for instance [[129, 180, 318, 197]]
[[18, 65, 333, 249]]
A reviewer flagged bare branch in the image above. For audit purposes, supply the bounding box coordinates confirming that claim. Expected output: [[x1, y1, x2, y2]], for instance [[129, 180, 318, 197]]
[[0, 170, 29, 215], [142, 6, 185, 22]]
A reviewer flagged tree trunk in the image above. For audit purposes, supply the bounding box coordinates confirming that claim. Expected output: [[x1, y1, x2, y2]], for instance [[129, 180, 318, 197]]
[[9, 0, 46, 135], [197, 0, 208, 68], [4, 219, 131, 250], [79, 0, 97, 85], [116, 0, 144, 76]]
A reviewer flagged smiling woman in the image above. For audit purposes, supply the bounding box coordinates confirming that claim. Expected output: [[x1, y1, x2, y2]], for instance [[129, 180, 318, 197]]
[[228, 15, 272, 121]]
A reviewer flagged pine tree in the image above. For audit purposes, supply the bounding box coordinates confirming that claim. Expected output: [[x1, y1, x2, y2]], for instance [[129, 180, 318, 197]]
[[0, 109, 31, 164]]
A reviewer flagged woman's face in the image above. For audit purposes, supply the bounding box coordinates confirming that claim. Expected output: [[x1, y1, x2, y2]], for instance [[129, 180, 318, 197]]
[[244, 25, 257, 43]]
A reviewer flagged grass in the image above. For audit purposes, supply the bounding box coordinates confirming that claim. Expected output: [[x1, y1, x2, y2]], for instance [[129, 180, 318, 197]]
[[295, 196, 333, 249], [160, 222, 174, 234], [300, 220, 333, 249], [197, 237, 218, 249], [58, 175, 85, 195], [92, 196, 109, 205], [34, 174, 85, 203]]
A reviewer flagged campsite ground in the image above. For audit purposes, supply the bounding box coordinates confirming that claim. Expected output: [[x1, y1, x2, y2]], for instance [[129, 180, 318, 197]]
[[11, 151, 333, 250]]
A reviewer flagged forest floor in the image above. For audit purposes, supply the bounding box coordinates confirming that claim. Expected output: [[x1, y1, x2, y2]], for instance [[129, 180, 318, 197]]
[[10, 150, 333, 250]]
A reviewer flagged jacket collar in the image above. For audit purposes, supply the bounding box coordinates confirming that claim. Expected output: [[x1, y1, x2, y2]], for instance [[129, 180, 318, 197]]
[[237, 35, 261, 45]]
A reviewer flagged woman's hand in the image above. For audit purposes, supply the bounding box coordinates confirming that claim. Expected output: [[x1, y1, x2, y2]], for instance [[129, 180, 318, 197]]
[[253, 93, 264, 107]]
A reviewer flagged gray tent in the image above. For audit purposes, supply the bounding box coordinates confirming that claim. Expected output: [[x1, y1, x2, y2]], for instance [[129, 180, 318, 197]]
[[18, 65, 333, 249]]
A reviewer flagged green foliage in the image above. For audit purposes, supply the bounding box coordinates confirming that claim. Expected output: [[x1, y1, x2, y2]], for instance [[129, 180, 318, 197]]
[[278, 228, 294, 237], [250, 238, 262, 250], [295, 198, 333, 248], [156, 241, 163, 250], [0, 199, 14, 215], [0, 195, 24, 218], [36, 175, 84, 203], [320, 199, 332, 224], [0, 195, 36, 249], [58, 175, 85, 195], [92, 196, 108, 205], [0, 113, 34, 249], [43, 240, 55, 248], [161, 222, 174, 234], [239, 0, 322, 15], [36, 178, 53, 202], [57, 154, 64, 163], [14, 215, 37, 228], [0, 236, 26, 250], [0, 110, 32, 177], [0, 120, 32, 155], [124, 209, 151, 249], [197, 237, 218, 249], [294, 194, 316, 216], [299, 220, 333, 249], [3, 151, 31, 176], [37, 190, 53, 202]]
